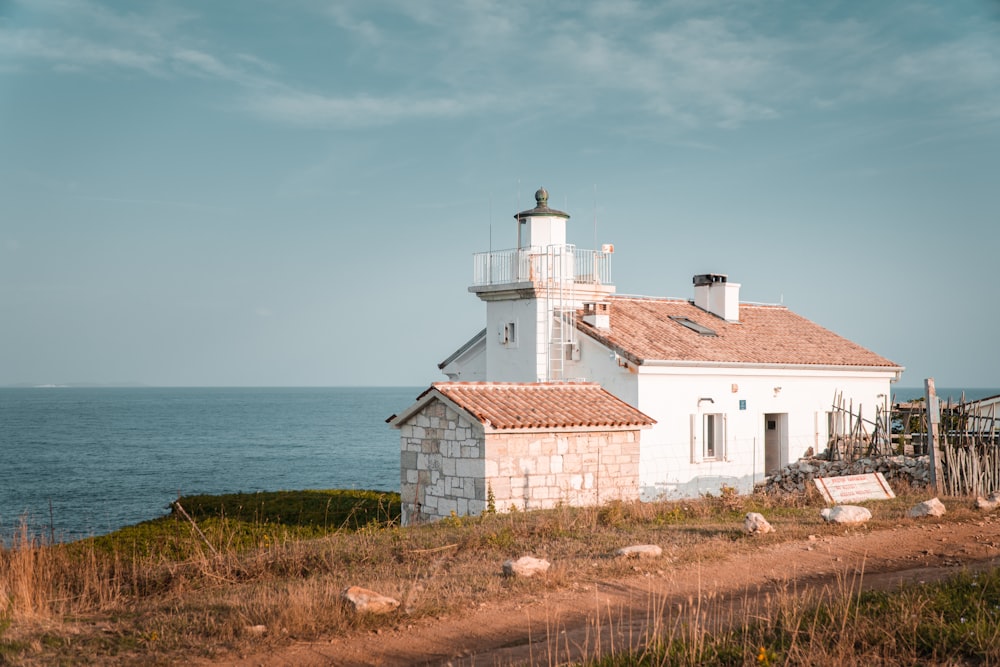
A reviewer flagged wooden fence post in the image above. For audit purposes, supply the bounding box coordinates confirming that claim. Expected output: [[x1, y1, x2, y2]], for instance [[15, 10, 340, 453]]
[[925, 378, 945, 495]]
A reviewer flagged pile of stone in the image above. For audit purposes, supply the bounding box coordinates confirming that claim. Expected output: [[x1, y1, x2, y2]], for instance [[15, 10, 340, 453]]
[[762, 455, 930, 495]]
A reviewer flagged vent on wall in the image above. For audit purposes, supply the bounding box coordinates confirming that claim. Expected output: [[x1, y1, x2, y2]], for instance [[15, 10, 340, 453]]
[[499, 321, 517, 345]]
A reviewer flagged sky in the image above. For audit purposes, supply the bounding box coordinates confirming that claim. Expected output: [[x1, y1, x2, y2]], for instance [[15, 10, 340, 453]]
[[1, 0, 998, 389]]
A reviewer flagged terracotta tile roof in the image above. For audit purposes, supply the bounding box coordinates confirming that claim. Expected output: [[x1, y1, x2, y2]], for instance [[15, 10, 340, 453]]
[[428, 382, 655, 430], [578, 297, 901, 369]]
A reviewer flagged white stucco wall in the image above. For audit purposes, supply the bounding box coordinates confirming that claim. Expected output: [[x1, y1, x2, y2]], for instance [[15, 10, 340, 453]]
[[519, 215, 566, 249], [484, 297, 546, 382], [564, 333, 639, 405], [632, 366, 894, 499], [564, 333, 896, 500], [439, 337, 487, 381]]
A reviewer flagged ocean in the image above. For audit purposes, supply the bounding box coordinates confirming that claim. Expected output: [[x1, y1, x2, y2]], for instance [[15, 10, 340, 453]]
[[892, 387, 1000, 403], [0, 387, 420, 542]]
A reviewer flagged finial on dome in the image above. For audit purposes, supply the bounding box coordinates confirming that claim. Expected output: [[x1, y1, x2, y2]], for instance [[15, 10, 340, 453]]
[[535, 187, 549, 208], [513, 185, 568, 220]]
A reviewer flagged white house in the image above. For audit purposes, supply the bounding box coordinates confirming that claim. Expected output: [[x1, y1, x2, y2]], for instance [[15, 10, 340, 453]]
[[392, 187, 903, 521]]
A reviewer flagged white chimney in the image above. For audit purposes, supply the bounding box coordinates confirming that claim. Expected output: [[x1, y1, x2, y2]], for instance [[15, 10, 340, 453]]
[[582, 302, 610, 330], [693, 274, 740, 322]]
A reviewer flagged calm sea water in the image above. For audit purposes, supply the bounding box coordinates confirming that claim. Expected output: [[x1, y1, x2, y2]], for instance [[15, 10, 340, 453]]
[[893, 387, 1000, 402], [0, 387, 420, 542]]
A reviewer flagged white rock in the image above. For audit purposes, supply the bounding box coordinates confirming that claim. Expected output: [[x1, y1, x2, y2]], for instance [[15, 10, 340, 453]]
[[820, 505, 872, 525], [744, 512, 774, 535], [976, 492, 1000, 511], [341, 586, 400, 614], [908, 497, 946, 518], [502, 555, 550, 578], [615, 544, 663, 558]]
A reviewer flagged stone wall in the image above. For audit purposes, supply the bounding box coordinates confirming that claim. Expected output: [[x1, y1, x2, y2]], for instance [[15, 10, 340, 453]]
[[484, 429, 640, 513], [399, 399, 485, 526], [399, 398, 642, 525], [762, 455, 931, 494]]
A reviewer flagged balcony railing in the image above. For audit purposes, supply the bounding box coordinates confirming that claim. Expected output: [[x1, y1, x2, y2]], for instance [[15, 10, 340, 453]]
[[472, 245, 613, 287]]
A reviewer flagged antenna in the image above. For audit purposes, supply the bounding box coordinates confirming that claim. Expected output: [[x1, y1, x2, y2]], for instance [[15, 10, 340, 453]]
[[489, 195, 493, 253], [593, 184, 598, 251], [515, 179, 521, 247]]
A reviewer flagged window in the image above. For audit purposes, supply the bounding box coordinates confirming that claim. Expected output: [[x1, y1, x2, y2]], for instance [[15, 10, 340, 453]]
[[703, 413, 725, 460], [670, 316, 717, 336], [500, 321, 517, 346], [827, 411, 844, 439]]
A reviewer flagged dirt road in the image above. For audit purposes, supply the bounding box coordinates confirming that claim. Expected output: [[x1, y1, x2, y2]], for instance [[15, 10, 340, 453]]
[[218, 515, 1000, 666]]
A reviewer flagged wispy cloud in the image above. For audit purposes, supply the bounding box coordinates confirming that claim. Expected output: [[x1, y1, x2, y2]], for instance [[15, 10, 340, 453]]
[[0, 27, 162, 74], [4, 0, 997, 132], [323, 5, 383, 46], [246, 90, 494, 127]]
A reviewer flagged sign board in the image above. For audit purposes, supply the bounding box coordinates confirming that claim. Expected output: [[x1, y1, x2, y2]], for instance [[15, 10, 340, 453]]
[[813, 473, 895, 504]]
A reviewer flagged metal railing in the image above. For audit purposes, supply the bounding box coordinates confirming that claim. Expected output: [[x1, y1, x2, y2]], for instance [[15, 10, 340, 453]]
[[472, 246, 612, 287]]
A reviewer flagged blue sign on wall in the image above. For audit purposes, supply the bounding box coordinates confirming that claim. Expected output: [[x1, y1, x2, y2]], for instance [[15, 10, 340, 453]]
[[739, 399, 746, 411]]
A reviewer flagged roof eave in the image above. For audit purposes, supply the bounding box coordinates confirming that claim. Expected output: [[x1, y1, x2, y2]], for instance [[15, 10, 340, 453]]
[[387, 386, 441, 428], [639, 359, 905, 375], [483, 422, 655, 435], [437, 328, 487, 369]]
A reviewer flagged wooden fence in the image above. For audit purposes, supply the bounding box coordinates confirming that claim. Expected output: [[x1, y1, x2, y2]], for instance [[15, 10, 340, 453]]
[[896, 386, 1000, 496], [829, 386, 1000, 496], [827, 391, 893, 461], [938, 398, 1000, 496]]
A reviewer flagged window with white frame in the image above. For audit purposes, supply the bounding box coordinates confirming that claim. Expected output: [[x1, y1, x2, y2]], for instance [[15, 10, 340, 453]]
[[703, 413, 725, 460]]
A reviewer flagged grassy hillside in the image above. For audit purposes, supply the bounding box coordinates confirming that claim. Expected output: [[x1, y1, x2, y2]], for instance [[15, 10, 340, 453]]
[[1, 484, 997, 665]]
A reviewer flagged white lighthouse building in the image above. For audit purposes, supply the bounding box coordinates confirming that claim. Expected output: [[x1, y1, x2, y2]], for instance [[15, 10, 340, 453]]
[[391, 188, 903, 523]]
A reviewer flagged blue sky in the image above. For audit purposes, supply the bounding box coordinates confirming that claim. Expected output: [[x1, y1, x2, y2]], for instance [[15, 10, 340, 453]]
[[1, 0, 998, 388]]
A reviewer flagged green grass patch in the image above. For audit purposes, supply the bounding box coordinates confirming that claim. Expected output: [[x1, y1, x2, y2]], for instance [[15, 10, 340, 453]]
[[174, 488, 399, 530], [84, 489, 400, 557]]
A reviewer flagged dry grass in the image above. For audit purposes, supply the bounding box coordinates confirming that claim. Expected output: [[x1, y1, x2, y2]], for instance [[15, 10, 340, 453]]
[[0, 485, 977, 665], [582, 563, 1000, 666]]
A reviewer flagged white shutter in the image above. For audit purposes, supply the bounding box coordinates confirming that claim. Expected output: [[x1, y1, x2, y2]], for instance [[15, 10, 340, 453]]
[[690, 414, 701, 463], [722, 413, 729, 461]]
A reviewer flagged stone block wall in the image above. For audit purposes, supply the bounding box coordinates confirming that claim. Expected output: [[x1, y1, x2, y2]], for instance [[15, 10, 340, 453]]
[[484, 430, 640, 512], [399, 398, 642, 525], [399, 400, 485, 525]]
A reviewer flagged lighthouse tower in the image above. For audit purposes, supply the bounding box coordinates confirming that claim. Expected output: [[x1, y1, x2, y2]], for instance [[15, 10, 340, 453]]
[[469, 187, 615, 382]]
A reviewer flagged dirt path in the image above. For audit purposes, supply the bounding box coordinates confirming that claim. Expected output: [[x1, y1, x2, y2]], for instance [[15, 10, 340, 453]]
[[217, 516, 1000, 666]]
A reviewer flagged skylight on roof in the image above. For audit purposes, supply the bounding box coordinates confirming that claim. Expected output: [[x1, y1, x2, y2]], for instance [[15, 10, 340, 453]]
[[670, 316, 717, 336]]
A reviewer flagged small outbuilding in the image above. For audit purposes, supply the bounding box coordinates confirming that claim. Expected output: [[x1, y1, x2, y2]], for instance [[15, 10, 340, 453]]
[[389, 382, 655, 525]]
